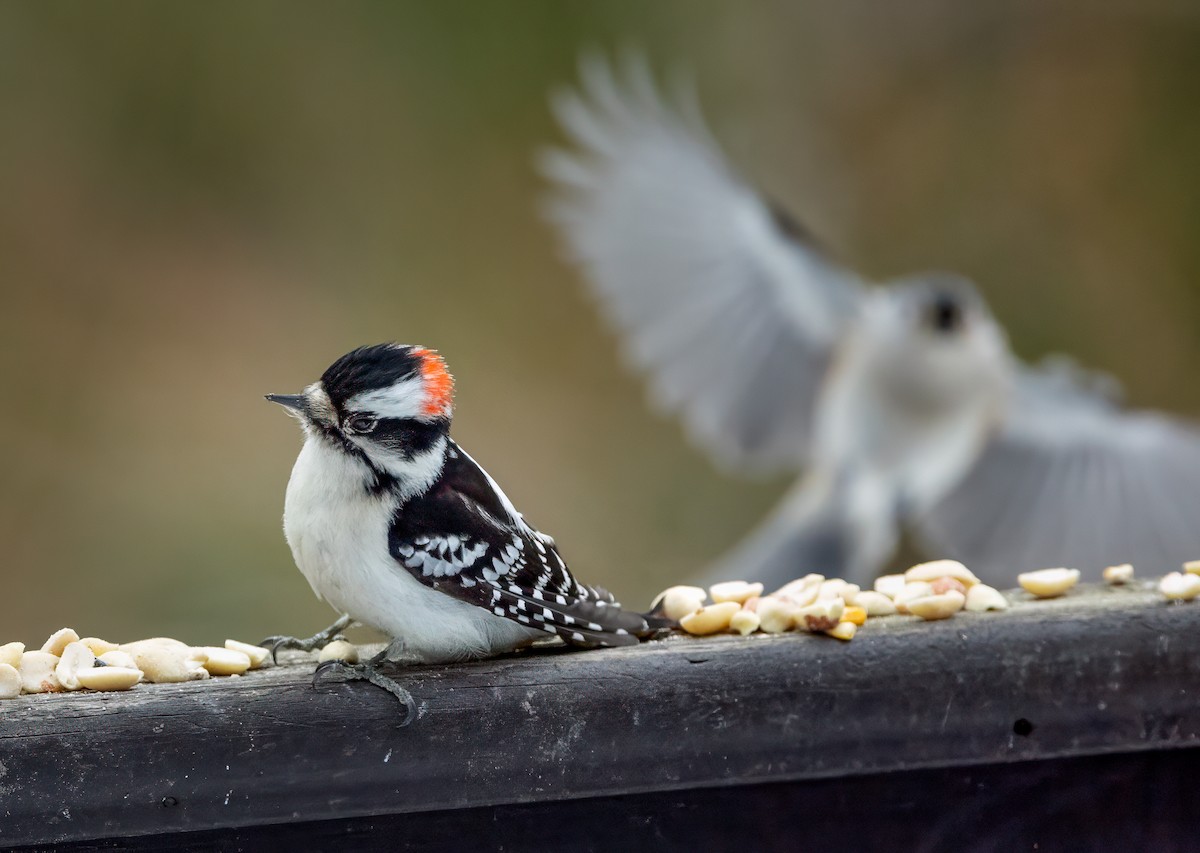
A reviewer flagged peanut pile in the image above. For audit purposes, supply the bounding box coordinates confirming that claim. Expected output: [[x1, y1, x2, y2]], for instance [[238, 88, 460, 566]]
[[660, 558, 1200, 641], [0, 629, 276, 698], [6, 558, 1199, 696]]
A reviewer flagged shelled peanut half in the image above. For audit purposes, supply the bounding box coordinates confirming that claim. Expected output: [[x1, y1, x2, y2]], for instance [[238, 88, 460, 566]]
[[655, 559, 1011, 643], [0, 628, 274, 699]]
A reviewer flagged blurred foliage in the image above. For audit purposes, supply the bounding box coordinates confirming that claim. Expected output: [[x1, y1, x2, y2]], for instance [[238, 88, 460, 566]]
[[1, 1, 1197, 645]]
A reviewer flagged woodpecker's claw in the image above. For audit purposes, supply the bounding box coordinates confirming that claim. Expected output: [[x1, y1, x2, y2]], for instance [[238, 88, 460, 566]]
[[259, 614, 355, 663], [260, 633, 347, 661], [312, 657, 417, 725]]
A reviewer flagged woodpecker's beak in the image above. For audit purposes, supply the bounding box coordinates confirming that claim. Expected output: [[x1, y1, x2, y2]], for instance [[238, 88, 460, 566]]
[[265, 393, 309, 415]]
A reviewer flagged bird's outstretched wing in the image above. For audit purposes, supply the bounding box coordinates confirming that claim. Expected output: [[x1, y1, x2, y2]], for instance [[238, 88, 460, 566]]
[[541, 52, 864, 473], [389, 442, 658, 647], [915, 358, 1200, 579]]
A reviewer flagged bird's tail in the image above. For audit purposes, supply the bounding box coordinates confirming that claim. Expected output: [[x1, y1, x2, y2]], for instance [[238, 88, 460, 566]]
[[695, 468, 898, 591], [577, 586, 675, 644], [634, 610, 678, 636]]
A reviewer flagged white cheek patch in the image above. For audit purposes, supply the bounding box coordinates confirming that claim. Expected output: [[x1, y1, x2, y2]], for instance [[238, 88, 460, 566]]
[[360, 436, 447, 500], [345, 377, 428, 421]]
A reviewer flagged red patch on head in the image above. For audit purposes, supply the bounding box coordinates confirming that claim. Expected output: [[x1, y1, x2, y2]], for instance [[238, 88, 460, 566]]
[[412, 347, 454, 417]]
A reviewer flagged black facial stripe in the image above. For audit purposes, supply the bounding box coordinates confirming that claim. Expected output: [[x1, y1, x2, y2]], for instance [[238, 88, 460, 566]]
[[310, 420, 398, 495], [372, 417, 449, 460], [321, 344, 422, 410]]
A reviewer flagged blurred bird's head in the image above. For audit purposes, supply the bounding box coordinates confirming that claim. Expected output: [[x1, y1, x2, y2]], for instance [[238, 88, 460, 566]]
[[859, 274, 1012, 410], [267, 344, 454, 489]]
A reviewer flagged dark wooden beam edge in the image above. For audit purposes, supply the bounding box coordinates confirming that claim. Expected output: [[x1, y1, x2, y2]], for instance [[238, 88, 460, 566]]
[[37, 749, 1200, 853], [2, 584, 1198, 847]]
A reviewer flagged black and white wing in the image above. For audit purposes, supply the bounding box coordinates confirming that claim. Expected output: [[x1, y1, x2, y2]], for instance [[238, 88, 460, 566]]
[[389, 442, 660, 647], [541, 53, 864, 473], [915, 358, 1200, 580]]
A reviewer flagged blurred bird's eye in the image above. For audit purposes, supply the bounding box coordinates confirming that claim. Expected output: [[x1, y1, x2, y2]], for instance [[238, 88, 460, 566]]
[[928, 293, 963, 333], [344, 414, 377, 434]]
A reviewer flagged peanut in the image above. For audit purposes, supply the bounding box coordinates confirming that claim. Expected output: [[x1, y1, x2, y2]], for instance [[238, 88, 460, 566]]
[[709, 581, 764, 605], [317, 640, 360, 663], [121, 639, 209, 683], [964, 583, 1008, 612], [41, 627, 80, 657], [893, 582, 935, 614], [198, 647, 252, 676], [98, 650, 138, 669], [650, 585, 708, 622], [825, 621, 857, 641], [929, 576, 967, 596], [0, 663, 20, 699], [854, 591, 897, 617], [729, 610, 761, 636], [1160, 572, 1200, 601], [796, 599, 845, 632], [873, 574, 906, 599], [905, 560, 979, 587], [773, 574, 824, 607], [818, 579, 860, 604], [55, 641, 96, 691], [224, 639, 270, 669], [79, 637, 120, 656], [76, 666, 142, 691], [679, 602, 741, 636], [756, 597, 797, 634], [1018, 568, 1080, 598], [906, 590, 966, 620], [1102, 564, 1134, 584], [19, 651, 63, 693], [0, 642, 24, 669]]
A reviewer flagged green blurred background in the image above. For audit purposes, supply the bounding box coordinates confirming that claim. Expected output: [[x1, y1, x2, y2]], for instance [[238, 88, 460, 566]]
[[2, 2, 1198, 646]]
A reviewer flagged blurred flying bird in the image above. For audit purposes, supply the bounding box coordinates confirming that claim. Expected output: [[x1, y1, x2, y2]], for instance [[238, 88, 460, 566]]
[[539, 53, 1200, 589]]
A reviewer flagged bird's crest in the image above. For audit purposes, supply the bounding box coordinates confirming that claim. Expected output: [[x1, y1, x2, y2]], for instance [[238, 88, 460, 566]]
[[412, 347, 455, 418]]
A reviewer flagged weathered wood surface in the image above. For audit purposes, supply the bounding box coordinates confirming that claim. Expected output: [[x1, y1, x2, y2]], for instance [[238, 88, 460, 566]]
[[2, 583, 1198, 849], [45, 750, 1200, 852]]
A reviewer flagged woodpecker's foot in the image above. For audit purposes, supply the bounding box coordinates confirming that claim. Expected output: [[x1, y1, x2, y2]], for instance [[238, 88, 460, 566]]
[[312, 654, 417, 725], [259, 613, 355, 662]]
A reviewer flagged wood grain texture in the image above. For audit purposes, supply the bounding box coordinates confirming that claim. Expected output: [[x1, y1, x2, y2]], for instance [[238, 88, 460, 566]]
[[1, 583, 1198, 848]]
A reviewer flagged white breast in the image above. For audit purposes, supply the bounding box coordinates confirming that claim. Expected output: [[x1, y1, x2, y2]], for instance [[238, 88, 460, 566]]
[[281, 437, 541, 663], [814, 331, 995, 514]]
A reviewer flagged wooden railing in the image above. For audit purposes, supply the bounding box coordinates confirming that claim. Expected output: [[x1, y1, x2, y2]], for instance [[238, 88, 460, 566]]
[[3, 583, 1198, 850]]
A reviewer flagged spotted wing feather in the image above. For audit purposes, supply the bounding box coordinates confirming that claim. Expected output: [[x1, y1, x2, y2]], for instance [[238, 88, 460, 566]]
[[390, 441, 659, 647]]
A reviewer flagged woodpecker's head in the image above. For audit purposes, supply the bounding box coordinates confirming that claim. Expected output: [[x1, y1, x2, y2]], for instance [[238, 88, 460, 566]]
[[267, 343, 455, 491]]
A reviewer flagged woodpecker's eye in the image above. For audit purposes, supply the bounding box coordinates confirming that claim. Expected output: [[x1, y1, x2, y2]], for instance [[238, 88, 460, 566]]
[[344, 414, 377, 434]]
